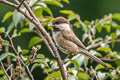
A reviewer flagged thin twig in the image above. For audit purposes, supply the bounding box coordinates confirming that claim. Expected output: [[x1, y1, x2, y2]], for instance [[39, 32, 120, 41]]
[[64, 54, 80, 67], [90, 66, 98, 80], [17, 0, 25, 9], [86, 39, 120, 49], [23, 63, 34, 80], [7, 34, 19, 56], [7, 33, 34, 80], [6, 64, 13, 71], [5, 45, 11, 65], [10, 65, 13, 78], [0, 61, 11, 80], [33, 30, 55, 57]]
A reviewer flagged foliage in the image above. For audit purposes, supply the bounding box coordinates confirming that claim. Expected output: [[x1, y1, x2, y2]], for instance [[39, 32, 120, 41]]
[[0, 0, 120, 80]]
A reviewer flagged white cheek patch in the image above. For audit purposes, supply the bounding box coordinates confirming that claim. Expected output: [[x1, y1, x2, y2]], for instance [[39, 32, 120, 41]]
[[55, 23, 71, 30]]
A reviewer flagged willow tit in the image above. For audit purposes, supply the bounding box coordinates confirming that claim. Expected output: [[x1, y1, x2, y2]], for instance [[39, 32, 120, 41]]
[[52, 17, 107, 68]]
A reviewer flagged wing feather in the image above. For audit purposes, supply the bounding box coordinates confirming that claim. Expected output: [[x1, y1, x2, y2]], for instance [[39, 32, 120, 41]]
[[62, 30, 87, 50]]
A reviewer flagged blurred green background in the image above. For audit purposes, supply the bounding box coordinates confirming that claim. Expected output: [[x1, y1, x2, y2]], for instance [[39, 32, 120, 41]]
[[1, 0, 120, 21]]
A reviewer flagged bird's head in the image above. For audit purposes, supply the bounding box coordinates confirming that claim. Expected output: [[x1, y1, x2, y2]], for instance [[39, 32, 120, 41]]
[[52, 17, 71, 31]]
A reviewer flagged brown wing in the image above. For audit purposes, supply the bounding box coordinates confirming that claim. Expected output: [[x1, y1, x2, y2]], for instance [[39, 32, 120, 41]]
[[62, 30, 108, 68], [61, 30, 87, 50]]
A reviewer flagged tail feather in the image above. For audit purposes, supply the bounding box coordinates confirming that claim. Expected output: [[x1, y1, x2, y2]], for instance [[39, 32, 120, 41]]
[[79, 49, 108, 68]]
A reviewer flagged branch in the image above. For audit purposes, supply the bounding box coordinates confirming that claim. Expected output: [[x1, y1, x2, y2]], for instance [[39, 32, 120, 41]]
[[22, 2, 67, 79], [7, 34, 34, 80], [17, 0, 25, 9], [23, 63, 34, 80], [86, 39, 120, 49], [32, 30, 55, 57], [7, 34, 19, 56], [0, 0, 68, 80], [0, 61, 11, 80], [22, 2, 55, 57]]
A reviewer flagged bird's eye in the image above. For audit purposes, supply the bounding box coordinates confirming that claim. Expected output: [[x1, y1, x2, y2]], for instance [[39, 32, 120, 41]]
[[56, 22, 59, 24]]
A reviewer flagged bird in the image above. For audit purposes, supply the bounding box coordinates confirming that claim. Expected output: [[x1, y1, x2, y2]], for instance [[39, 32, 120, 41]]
[[52, 17, 107, 68]]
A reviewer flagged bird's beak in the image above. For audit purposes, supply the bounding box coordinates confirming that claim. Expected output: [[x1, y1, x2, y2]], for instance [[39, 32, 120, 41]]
[[48, 23, 55, 30], [49, 23, 54, 27], [51, 24, 55, 27]]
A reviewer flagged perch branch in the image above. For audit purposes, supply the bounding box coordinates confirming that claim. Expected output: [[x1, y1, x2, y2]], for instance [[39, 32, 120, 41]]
[[0, 0, 68, 80]]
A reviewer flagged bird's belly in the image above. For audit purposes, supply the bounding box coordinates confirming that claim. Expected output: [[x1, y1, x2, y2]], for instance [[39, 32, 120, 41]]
[[56, 34, 79, 54]]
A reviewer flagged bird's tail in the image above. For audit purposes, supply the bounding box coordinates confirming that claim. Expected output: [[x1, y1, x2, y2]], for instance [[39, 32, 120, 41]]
[[79, 49, 108, 68]]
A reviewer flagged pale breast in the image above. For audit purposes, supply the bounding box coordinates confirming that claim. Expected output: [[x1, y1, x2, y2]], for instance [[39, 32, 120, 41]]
[[53, 31, 79, 54]]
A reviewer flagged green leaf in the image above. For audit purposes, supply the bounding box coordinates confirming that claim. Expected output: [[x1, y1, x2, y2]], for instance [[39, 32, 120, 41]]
[[51, 61, 57, 71], [110, 33, 116, 39], [113, 13, 120, 21], [95, 63, 112, 70], [98, 47, 111, 52], [74, 21, 80, 28], [34, 7, 43, 18], [24, 56, 30, 63], [17, 46, 22, 53], [43, 7, 53, 16], [45, 72, 61, 80], [34, 7, 53, 17], [62, 0, 69, 3], [112, 25, 120, 29], [12, 29, 18, 38], [71, 69, 78, 76], [20, 55, 28, 61], [29, 0, 38, 6], [0, 70, 4, 75], [29, 36, 42, 48], [31, 63, 41, 71], [80, 20, 88, 32], [0, 75, 8, 80], [60, 10, 79, 20], [68, 59, 80, 70], [6, 22, 15, 34], [60, 10, 73, 15], [42, 0, 63, 7], [97, 71, 106, 80], [36, 2, 47, 7], [77, 72, 89, 80], [13, 10, 24, 27], [0, 53, 15, 61], [29, 23, 35, 30], [103, 24, 111, 32], [36, 54, 45, 59], [96, 25, 102, 32], [68, 14, 79, 20], [2, 40, 9, 46], [33, 59, 48, 66], [82, 33, 88, 42], [115, 59, 120, 66], [2, 12, 13, 22], [93, 37, 103, 43], [0, 27, 5, 33], [19, 28, 30, 34], [21, 50, 29, 55]]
